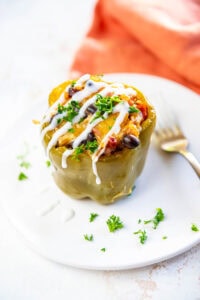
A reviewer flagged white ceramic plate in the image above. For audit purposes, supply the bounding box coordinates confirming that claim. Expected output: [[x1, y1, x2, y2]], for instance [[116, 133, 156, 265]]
[[0, 74, 200, 270]]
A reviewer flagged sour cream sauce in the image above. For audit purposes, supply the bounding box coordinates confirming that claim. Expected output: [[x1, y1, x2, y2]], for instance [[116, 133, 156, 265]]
[[41, 74, 137, 184]]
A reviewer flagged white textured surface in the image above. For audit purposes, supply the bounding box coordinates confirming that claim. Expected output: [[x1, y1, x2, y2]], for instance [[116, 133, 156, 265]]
[[0, 1, 200, 299]]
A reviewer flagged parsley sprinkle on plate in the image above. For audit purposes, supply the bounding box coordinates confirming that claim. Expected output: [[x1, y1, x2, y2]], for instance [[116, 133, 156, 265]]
[[89, 213, 99, 222], [144, 208, 165, 229], [18, 172, 28, 181], [46, 160, 51, 167], [134, 230, 148, 244], [84, 234, 93, 241], [106, 215, 124, 232], [191, 224, 199, 232]]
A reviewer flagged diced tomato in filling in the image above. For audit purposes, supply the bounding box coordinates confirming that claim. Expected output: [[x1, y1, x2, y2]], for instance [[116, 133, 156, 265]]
[[128, 96, 136, 106], [137, 103, 148, 120], [105, 136, 118, 155]]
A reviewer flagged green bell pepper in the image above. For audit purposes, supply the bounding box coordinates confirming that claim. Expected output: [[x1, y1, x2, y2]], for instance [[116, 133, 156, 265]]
[[42, 78, 156, 205]]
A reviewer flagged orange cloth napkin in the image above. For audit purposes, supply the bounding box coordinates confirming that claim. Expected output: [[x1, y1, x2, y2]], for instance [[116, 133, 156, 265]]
[[70, 0, 200, 93]]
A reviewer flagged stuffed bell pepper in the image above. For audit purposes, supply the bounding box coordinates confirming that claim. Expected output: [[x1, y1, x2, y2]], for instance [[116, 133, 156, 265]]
[[41, 74, 156, 204]]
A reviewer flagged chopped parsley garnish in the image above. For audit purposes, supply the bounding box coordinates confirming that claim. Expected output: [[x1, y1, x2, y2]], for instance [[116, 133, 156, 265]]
[[91, 94, 121, 122], [68, 128, 75, 133], [134, 229, 148, 244], [138, 219, 142, 224], [18, 172, 28, 181], [57, 101, 80, 124], [129, 106, 139, 113], [72, 140, 99, 160], [78, 116, 85, 124], [57, 103, 67, 114], [72, 144, 85, 160], [106, 215, 124, 232], [191, 224, 199, 232], [89, 213, 99, 222], [84, 234, 93, 241], [71, 80, 76, 87], [46, 160, 51, 167], [57, 118, 62, 124], [162, 236, 168, 240], [17, 145, 31, 180], [19, 161, 31, 169], [100, 248, 106, 252], [144, 208, 165, 229], [85, 140, 98, 153]]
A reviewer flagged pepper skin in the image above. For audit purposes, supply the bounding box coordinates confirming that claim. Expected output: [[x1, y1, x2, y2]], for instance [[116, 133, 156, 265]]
[[42, 80, 156, 205]]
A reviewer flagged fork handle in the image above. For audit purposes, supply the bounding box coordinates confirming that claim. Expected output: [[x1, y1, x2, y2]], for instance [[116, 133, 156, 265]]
[[179, 150, 200, 179]]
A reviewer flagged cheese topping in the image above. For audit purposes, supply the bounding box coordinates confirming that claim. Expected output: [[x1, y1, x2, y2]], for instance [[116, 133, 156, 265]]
[[41, 74, 146, 184]]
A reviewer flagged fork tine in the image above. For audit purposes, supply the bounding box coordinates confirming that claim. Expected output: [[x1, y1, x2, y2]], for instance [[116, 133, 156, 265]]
[[148, 92, 182, 132], [148, 92, 187, 144]]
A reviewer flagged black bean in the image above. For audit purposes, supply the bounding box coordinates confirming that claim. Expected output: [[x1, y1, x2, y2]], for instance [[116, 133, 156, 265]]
[[68, 87, 77, 97], [86, 80, 93, 87], [78, 139, 87, 146], [67, 142, 73, 149], [85, 104, 97, 116], [122, 134, 140, 149], [78, 132, 96, 147], [87, 132, 96, 142]]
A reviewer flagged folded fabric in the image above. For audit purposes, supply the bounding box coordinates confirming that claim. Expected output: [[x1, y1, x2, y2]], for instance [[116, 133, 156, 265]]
[[70, 0, 200, 93]]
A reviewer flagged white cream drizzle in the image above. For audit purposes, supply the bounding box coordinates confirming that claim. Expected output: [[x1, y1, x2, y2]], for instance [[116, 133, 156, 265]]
[[60, 208, 75, 223], [41, 77, 106, 149], [37, 199, 60, 216], [47, 122, 72, 155], [41, 111, 67, 140], [61, 113, 109, 168], [74, 73, 90, 86], [92, 101, 130, 184], [41, 83, 71, 125], [42, 74, 139, 185]]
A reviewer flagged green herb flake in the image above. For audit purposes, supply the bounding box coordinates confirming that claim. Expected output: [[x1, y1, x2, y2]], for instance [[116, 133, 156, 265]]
[[91, 94, 121, 122], [162, 236, 168, 240], [57, 101, 80, 124], [85, 140, 98, 154], [16, 143, 29, 161], [78, 117, 85, 124], [84, 234, 93, 241], [89, 213, 99, 222], [100, 248, 106, 252], [134, 229, 148, 244], [138, 219, 142, 224], [18, 172, 28, 181], [46, 160, 51, 167], [68, 128, 75, 133], [129, 106, 139, 113], [191, 224, 199, 232], [71, 80, 76, 87], [57, 103, 67, 114], [106, 215, 124, 232], [72, 140, 98, 160], [72, 144, 85, 160], [144, 208, 165, 229], [19, 161, 31, 169], [17, 154, 25, 161]]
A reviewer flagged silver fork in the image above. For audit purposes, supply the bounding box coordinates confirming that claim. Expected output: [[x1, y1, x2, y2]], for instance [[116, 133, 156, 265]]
[[152, 96, 200, 179]]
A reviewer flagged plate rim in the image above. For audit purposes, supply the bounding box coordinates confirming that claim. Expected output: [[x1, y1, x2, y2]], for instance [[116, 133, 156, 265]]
[[0, 72, 200, 270]]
